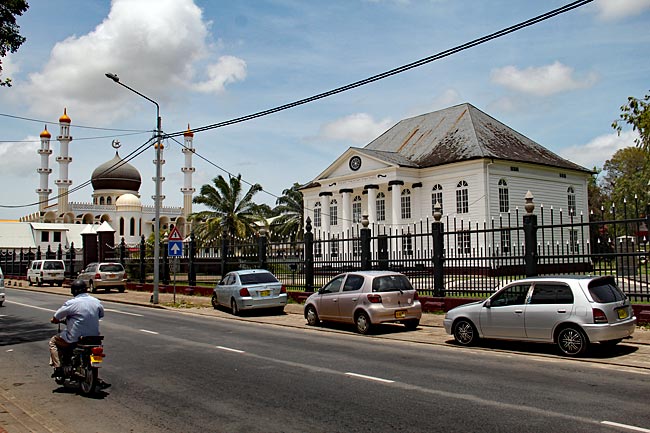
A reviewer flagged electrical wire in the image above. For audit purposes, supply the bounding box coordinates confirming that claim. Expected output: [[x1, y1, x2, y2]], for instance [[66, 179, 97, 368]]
[[0, 112, 150, 133]]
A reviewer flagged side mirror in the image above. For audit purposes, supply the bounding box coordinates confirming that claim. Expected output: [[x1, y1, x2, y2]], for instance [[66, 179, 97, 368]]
[[318, 287, 327, 294], [484, 299, 491, 308]]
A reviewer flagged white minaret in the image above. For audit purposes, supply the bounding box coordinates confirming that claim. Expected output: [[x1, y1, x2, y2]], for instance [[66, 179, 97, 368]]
[[55, 108, 73, 214], [36, 126, 53, 212], [181, 124, 196, 226], [153, 138, 166, 206]]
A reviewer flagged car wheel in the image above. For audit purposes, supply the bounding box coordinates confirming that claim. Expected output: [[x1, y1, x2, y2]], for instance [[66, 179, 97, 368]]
[[118, 287, 125, 293], [557, 326, 588, 357], [453, 319, 478, 346], [37, 279, 42, 287], [58, 282, 63, 287], [89, 281, 97, 293], [355, 311, 372, 335], [27, 277, 32, 286], [305, 305, 320, 326], [404, 319, 420, 331], [0, 301, 3, 307], [211, 294, 219, 309], [231, 299, 240, 316]]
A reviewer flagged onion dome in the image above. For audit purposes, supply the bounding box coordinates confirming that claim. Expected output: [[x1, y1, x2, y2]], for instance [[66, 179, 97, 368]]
[[91, 152, 142, 192], [115, 193, 142, 207], [184, 123, 194, 138], [59, 108, 71, 123], [40, 125, 51, 138]]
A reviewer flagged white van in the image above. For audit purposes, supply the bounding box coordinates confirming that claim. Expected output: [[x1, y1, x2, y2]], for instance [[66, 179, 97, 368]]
[[27, 259, 66, 287]]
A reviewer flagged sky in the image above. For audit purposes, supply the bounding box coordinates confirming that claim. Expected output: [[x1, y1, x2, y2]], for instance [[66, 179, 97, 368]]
[[0, 0, 649, 220]]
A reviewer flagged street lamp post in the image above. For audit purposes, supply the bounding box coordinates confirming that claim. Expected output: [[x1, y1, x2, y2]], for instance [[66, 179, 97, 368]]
[[105, 73, 162, 304]]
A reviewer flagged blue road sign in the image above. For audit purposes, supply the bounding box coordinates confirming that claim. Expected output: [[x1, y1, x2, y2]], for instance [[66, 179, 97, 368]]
[[168, 240, 183, 257]]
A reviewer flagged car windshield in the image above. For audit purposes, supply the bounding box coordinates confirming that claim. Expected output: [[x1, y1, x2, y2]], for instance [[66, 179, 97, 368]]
[[588, 278, 626, 303], [43, 261, 63, 270], [240, 272, 278, 285], [372, 275, 413, 293], [99, 264, 123, 272]]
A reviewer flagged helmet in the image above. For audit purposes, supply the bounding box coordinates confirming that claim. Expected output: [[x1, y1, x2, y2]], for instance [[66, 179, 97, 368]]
[[70, 279, 88, 296]]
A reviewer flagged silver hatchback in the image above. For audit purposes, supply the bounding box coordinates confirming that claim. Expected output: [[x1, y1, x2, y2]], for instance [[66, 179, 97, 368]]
[[443, 275, 636, 356], [304, 271, 422, 334]]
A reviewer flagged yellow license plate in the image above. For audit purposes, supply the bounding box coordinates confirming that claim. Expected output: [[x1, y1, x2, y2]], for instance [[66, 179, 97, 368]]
[[617, 308, 629, 320], [260, 290, 270, 297], [90, 355, 103, 363], [395, 310, 406, 319]]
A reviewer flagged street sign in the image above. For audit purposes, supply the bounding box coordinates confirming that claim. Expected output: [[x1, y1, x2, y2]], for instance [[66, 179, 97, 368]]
[[168, 240, 183, 257], [168, 226, 183, 241]]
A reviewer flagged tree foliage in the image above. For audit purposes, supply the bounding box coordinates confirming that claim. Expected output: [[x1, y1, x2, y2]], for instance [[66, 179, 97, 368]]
[[601, 146, 650, 216], [271, 182, 304, 240], [612, 92, 650, 152], [0, 0, 29, 87], [190, 174, 264, 243]]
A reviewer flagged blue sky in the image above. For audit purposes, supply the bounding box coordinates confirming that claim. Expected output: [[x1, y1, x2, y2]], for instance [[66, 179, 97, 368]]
[[0, 0, 649, 220]]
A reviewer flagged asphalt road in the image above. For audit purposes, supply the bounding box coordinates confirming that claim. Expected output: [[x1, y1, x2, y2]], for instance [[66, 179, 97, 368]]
[[1, 288, 649, 433]]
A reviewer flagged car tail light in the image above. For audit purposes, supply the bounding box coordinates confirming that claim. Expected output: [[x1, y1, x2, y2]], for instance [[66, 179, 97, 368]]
[[280, 285, 286, 294], [593, 308, 608, 324], [413, 291, 419, 300], [95, 273, 102, 280], [91, 346, 104, 356], [239, 288, 250, 297], [367, 294, 382, 303]]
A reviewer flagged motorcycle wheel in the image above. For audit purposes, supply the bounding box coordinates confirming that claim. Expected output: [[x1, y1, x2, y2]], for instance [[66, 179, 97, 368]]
[[79, 367, 98, 395]]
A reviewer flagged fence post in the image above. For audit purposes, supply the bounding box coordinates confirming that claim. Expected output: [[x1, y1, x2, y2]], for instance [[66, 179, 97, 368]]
[[19, 248, 23, 277], [162, 234, 170, 285], [68, 242, 76, 278], [139, 235, 146, 284], [360, 215, 372, 270], [119, 237, 126, 267], [523, 191, 538, 277], [258, 229, 268, 270], [188, 232, 196, 287], [37, 246, 42, 260], [221, 235, 229, 276], [57, 244, 63, 260], [432, 202, 445, 297], [304, 217, 314, 292]]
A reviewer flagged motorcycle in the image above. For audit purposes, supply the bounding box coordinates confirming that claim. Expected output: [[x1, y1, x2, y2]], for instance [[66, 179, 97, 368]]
[[53, 322, 106, 395]]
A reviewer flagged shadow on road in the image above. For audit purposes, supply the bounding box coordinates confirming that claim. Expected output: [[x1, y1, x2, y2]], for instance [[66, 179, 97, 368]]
[[0, 315, 54, 346]]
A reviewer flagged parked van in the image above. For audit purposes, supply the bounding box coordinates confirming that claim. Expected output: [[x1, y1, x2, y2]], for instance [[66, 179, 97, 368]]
[[27, 260, 65, 287]]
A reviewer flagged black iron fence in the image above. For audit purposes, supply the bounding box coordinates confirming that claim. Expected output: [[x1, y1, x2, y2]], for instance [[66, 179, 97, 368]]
[[3, 195, 649, 301]]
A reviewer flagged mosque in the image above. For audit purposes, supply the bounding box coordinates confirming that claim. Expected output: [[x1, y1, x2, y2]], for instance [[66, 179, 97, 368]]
[[18, 109, 197, 246]]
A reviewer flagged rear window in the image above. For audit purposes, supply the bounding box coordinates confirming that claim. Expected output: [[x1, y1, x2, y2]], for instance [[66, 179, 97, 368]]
[[240, 272, 278, 285], [372, 275, 414, 293], [588, 278, 626, 303], [99, 263, 124, 272], [43, 261, 64, 270]]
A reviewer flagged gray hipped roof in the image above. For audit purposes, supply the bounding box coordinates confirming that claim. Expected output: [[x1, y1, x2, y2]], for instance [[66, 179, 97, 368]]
[[362, 103, 590, 173]]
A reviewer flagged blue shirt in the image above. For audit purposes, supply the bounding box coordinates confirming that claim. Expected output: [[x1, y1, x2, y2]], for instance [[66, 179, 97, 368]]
[[54, 293, 105, 343]]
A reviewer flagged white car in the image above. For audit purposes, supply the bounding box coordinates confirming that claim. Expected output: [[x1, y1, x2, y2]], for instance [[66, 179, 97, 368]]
[[212, 269, 287, 315], [443, 275, 636, 356]]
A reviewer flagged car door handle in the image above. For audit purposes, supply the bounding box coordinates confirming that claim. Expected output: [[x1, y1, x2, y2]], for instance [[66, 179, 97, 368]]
[[332, 299, 338, 303], [351, 298, 358, 301], [557, 309, 567, 313], [514, 310, 523, 314]]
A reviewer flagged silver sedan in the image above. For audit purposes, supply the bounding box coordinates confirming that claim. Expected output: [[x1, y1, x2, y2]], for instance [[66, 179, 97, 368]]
[[212, 269, 287, 315], [443, 275, 636, 356]]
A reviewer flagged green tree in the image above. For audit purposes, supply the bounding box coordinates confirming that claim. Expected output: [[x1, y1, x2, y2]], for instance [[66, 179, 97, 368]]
[[190, 174, 264, 243], [0, 0, 29, 87], [612, 92, 650, 151], [601, 146, 650, 216], [271, 182, 304, 240]]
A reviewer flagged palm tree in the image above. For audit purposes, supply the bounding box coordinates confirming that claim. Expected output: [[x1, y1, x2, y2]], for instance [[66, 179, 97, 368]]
[[271, 182, 304, 240], [190, 174, 264, 243]]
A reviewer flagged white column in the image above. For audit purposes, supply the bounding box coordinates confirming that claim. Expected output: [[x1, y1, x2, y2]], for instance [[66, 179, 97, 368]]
[[153, 141, 166, 205], [55, 109, 73, 214], [366, 185, 378, 224], [341, 189, 352, 234], [412, 183, 422, 220], [181, 125, 196, 234], [37, 126, 53, 212], [390, 181, 402, 226]]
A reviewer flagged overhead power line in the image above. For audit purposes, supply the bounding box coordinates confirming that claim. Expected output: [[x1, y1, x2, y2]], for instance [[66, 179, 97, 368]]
[[0, 112, 149, 133], [165, 0, 592, 138]]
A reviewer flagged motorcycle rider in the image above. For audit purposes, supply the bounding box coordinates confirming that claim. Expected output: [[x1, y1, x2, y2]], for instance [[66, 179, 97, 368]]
[[49, 279, 104, 378]]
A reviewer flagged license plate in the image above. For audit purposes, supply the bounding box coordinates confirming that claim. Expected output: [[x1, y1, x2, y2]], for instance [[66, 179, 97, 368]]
[[395, 310, 406, 319], [260, 290, 270, 297], [617, 308, 629, 320], [90, 355, 103, 364]]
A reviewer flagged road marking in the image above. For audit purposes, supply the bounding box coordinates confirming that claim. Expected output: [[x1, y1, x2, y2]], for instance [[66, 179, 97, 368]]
[[601, 421, 650, 432], [345, 372, 394, 384], [139, 329, 159, 335], [216, 346, 245, 354], [6, 301, 54, 312], [105, 308, 143, 317]]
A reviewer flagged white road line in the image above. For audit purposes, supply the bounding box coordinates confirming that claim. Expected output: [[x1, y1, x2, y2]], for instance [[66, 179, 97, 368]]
[[6, 301, 55, 312], [216, 346, 245, 354], [104, 308, 143, 317], [139, 329, 159, 335], [602, 421, 650, 432], [345, 372, 395, 384]]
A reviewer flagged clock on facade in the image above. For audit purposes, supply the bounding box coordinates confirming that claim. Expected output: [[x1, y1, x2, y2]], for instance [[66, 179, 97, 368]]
[[349, 156, 362, 171]]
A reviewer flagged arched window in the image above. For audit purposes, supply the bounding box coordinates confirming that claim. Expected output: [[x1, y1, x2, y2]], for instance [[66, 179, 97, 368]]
[[401, 189, 412, 219], [567, 186, 576, 215], [498, 179, 509, 213], [99, 197, 105, 205], [432, 184, 443, 214], [107, 196, 112, 205], [119, 217, 125, 236], [352, 196, 362, 223], [456, 180, 469, 214], [314, 202, 322, 227], [376, 192, 386, 221], [130, 217, 136, 236], [330, 199, 338, 226]]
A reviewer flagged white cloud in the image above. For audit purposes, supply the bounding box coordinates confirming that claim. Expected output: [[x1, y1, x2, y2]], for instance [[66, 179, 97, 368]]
[[318, 113, 393, 144], [0, 53, 19, 78], [0, 138, 39, 177], [406, 89, 461, 117], [559, 130, 639, 170], [13, 0, 246, 124], [592, 0, 650, 21], [491, 61, 598, 97], [192, 55, 247, 94]]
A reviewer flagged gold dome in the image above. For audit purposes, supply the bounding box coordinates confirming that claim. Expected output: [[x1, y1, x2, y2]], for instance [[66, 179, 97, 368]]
[[59, 108, 71, 123], [40, 125, 51, 138], [183, 123, 194, 138]]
